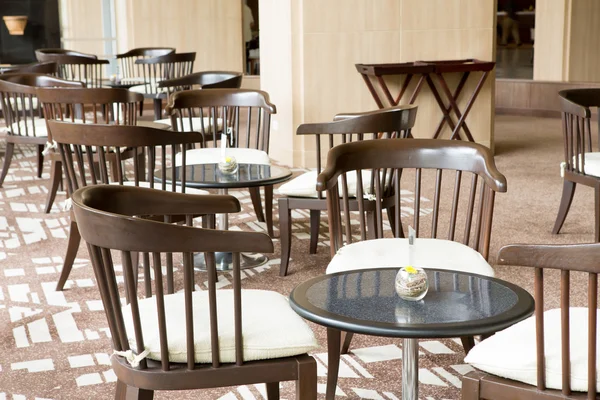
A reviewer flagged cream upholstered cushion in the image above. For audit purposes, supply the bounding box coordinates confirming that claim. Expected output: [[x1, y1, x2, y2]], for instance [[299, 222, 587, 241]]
[[122, 289, 318, 364], [278, 170, 374, 199], [129, 83, 166, 95], [9, 118, 48, 136], [326, 238, 494, 276], [110, 181, 208, 195], [560, 153, 600, 178], [154, 117, 224, 133], [175, 148, 270, 167], [465, 308, 600, 392]]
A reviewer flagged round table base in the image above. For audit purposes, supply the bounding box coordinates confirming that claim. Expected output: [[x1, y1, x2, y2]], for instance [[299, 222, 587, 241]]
[[193, 252, 268, 271]]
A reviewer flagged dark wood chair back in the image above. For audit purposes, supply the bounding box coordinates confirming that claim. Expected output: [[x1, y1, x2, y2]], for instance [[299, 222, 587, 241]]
[[298, 105, 418, 201], [172, 52, 196, 77], [35, 48, 98, 60], [0, 62, 58, 75], [0, 73, 84, 138], [116, 47, 174, 83], [165, 88, 276, 149], [157, 71, 242, 95], [48, 120, 202, 195], [316, 139, 507, 260], [37, 87, 143, 127], [558, 89, 600, 176], [72, 184, 273, 370], [462, 243, 600, 399], [35, 49, 108, 88]]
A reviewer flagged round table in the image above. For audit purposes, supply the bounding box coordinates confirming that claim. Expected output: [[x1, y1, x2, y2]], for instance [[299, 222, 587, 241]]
[[289, 268, 534, 400], [158, 163, 292, 271]]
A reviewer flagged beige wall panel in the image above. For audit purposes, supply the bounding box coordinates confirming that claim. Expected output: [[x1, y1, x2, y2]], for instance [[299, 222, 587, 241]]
[[533, 0, 568, 81], [261, 0, 496, 167], [59, 0, 106, 55], [566, 0, 600, 82], [117, 0, 243, 72], [401, 0, 462, 31]]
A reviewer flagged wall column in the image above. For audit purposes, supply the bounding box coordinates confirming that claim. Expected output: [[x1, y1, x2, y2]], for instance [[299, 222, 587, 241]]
[[260, 0, 497, 167]]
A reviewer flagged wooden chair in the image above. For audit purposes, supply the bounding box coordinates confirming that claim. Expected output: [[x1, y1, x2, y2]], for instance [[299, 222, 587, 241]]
[[0, 73, 84, 212], [155, 71, 243, 127], [71, 184, 318, 399], [129, 52, 196, 119], [316, 139, 507, 394], [157, 71, 243, 95], [0, 61, 58, 75], [462, 243, 600, 399], [47, 120, 208, 292], [35, 87, 144, 214], [278, 105, 418, 276], [116, 47, 175, 84], [35, 49, 109, 88], [553, 89, 600, 242], [165, 88, 277, 236]]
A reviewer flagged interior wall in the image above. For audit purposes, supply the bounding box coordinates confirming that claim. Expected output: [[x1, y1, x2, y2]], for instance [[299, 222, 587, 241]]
[[532, 0, 568, 81], [114, 0, 244, 72], [565, 0, 600, 82], [261, 0, 497, 167]]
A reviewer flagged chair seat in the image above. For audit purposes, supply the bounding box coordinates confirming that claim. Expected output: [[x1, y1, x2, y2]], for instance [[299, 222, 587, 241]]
[[8, 118, 48, 136], [110, 181, 208, 195], [122, 289, 318, 364], [561, 152, 600, 178], [130, 83, 166, 95], [154, 117, 224, 133], [175, 148, 270, 167], [465, 307, 600, 392], [278, 170, 375, 199], [326, 237, 494, 276]]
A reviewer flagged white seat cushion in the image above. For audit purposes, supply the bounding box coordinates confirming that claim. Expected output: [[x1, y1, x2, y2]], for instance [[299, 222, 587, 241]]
[[8, 118, 48, 136], [465, 307, 600, 392], [122, 289, 318, 364], [175, 148, 270, 167], [111, 181, 208, 195], [278, 170, 374, 199], [560, 153, 600, 178], [129, 83, 166, 95], [326, 238, 494, 276], [154, 117, 224, 133]]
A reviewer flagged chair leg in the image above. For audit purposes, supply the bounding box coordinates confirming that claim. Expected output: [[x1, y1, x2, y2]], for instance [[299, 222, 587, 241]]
[[139, 100, 144, 117], [56, 217, 80, 291], [461, 372, 483, 399], [265, 185, 274, 237], [366, 211, 377, 239], [278, 198, 292, 277], [45, 160, 62, 213], [386, 206, 405, 238], [250, 187, 265, 222], [552, 180, 576, 235], [296, 355, 317, 400], [37, 144, 44, 178], [115, 380, 128, 400], [309, 209, 320, 254], [266, 382, 280, 400], [127, 387, 154, 400], [340, 331, 354, 354], [326, 328, 341, 400], [0, 142, 15, 187], [153, 99, 162, 120], [460, 336, 475, 354]]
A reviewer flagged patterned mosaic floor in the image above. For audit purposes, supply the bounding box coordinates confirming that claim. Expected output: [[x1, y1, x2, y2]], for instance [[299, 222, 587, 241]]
[[0, 142, 482, 400]]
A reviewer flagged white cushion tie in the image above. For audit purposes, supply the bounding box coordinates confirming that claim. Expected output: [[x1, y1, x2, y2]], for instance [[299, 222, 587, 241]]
[[113, 349, 150, 368], [42, 140, 57, 156]]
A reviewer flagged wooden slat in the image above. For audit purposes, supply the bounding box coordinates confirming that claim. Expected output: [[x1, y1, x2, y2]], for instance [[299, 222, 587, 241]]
[[561, 269, 571, 395]]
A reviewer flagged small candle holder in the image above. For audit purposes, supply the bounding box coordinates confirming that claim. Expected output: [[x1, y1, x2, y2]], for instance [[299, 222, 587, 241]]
[[218, 156, 238, 175], [395, 266, 428, 301]]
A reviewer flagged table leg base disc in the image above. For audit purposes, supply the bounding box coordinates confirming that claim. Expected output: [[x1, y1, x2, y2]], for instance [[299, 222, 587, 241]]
[[193, 252, 268, 271]]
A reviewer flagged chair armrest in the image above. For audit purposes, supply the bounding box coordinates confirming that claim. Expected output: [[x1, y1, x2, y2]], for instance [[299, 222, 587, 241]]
[[498, 243, 600, 273]]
